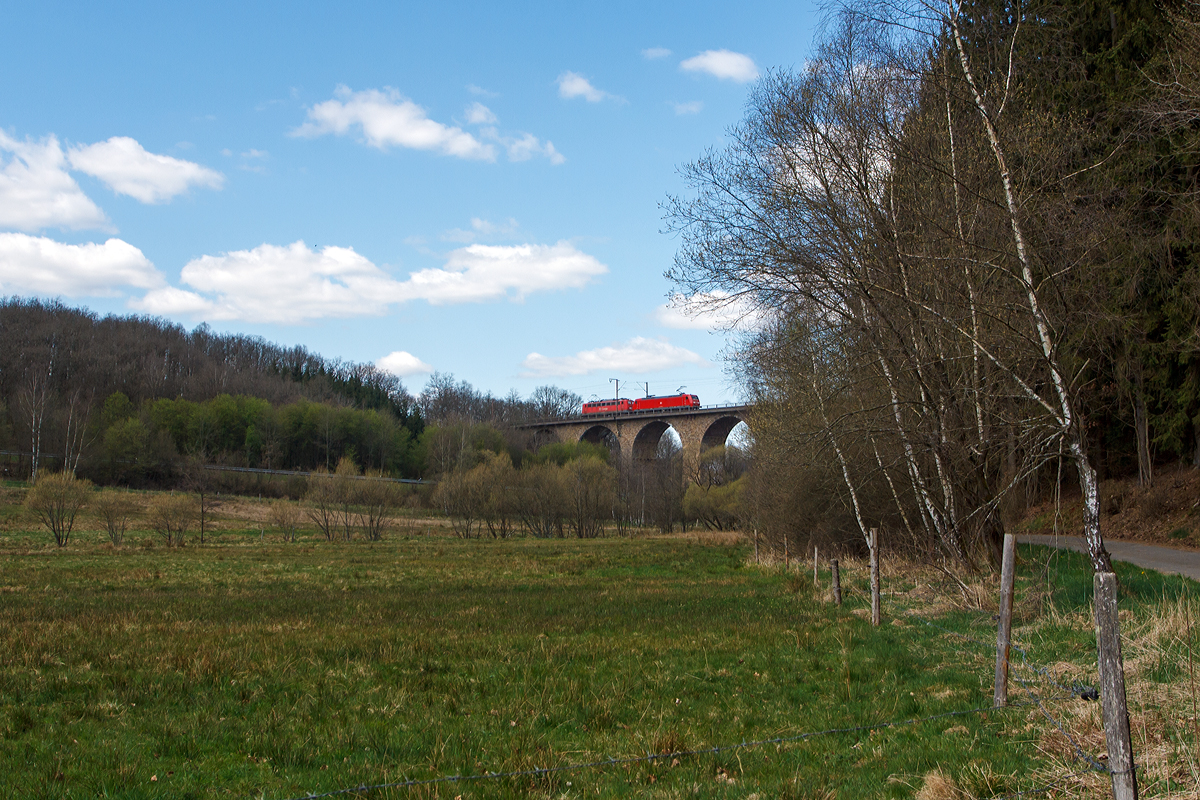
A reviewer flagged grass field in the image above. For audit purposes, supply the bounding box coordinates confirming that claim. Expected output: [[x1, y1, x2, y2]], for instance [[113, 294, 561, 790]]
[[0, 498, 1197, 798]]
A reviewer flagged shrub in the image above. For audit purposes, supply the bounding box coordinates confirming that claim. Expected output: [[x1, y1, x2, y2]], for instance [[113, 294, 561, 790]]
[[25, 471, 92, 547], [358, 474, 401, 542], [268, 499, 301, 542], [93, 490, 136, 546], [147, 493, 197, 546], [304, 469, 339, 541]]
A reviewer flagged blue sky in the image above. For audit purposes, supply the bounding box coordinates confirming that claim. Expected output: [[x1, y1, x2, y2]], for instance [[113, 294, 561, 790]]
[[0, 1, 820, 406]]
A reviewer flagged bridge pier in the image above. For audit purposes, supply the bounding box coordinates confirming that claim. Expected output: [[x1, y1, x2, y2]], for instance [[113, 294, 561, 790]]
[[521, 405, 753, 476]]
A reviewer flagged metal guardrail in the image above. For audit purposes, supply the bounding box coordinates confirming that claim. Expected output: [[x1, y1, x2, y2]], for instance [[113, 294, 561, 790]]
[[201, 464, 428, 485]]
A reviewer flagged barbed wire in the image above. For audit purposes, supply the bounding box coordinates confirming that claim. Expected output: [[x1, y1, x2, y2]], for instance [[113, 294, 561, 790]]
[[801, 558, 1112, 778], [905, 613, 1108, 772]]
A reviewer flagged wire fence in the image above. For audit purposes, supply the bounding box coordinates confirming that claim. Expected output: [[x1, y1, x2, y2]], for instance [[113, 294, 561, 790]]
[[276, 554, 1114, 800]]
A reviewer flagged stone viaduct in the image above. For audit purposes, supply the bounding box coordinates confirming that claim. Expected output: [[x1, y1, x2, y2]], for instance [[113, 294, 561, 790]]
[[518, 404, 753, 471]]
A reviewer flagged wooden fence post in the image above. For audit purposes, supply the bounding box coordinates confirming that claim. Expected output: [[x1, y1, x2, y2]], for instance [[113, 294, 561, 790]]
[[869, 527, 881, 626], [831, 559, 842, 606], [993, 532, 1016, 707], [784, 535, 789, 567], [813, 545, 819, 586], [1095, 571, 1138, 800]]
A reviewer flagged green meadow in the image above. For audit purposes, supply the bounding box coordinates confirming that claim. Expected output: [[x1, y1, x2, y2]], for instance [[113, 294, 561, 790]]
[[1, 510, 1196, 798]]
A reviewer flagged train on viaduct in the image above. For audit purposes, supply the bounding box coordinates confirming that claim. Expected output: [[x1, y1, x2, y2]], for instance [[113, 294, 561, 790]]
[[518, 394, 752, 470]]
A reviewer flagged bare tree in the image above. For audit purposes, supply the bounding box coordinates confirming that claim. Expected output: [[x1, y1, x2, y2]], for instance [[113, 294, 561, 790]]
[[304, 468, 339, 541], [25, 471, 92, 547], [93, 490, 136, 546], [565, 456, 616, 538], [147, 493, 196, 546], [358, 472, 400, 541], [268, 499, 301, 542]]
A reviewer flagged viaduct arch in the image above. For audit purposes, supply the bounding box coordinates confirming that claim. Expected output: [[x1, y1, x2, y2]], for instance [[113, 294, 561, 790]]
[[519, 404, 753, 472]]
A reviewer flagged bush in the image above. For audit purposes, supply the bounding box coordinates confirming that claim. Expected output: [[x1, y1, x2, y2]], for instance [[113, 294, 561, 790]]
[[268, 499, 301, 542], [684, 476, 744, 531], [93, 490, 136, 546], [147, 493, 197, 546], [25, 471, 92, 547], [304, 469, 339, 541], [359, 474, 402, 542]]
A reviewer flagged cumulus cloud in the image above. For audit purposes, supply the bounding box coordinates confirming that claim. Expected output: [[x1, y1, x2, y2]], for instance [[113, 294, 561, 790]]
[[293, 86, 496, 160], [133, 239, 607, 322], [292, 87, 561, 164], [0, 132, 109, 231], [522, 337, 707, 377], [642, 47, 672, 59], [405, 241, 606, 304], [135, 241, 402, 322], [133, 285, 214, 316], [0, 233, 161, 296], [378, 350, 433, 377], [671, 101, 704, 115], [67, 137, 225, 203], [464, 102, 497, 125], [681, 49, 760, 82], [556, 71, 617, 103], [655, 291, 764, 331]]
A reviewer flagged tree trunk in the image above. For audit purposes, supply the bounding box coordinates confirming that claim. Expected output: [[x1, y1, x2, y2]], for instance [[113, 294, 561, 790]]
[[1133, 365, 1152, 488]]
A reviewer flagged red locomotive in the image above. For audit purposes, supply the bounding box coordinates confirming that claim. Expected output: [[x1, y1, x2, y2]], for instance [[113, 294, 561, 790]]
[[581, 398, 635, 414], [581, 393, 700, 415]]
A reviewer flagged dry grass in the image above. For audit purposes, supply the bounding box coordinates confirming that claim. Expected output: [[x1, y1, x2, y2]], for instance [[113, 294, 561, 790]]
[[914, 769, 965, 800]]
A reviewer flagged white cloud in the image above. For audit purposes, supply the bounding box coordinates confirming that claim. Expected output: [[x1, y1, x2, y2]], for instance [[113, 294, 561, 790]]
[[522, 337, 707, 377], [133, 285, 214, 316], [467, 84, 499, 98], [0, 132, 109, 231], [556, 71, 617, 103], [0, 233, 161, 296], [681, 49, 760, 83], [406, 241, 606, 304], [441, 217, 520, 243], [378, 350, 433, 377], [292, 87, 560, 164], [471, 217, 518, 236], [671, 101, 704, 115], [135, 240, 402, 322], [293, 86, 496, 160], [642, 47, 672, 60], [656, 291, 764, 331], [505, 133, 565, 164], [464, 102, 497, 125], [133, 239, 607, 322], [67, 137, 225, 204]]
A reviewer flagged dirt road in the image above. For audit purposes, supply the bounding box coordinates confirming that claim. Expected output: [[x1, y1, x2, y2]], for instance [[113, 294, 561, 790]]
[[1019, 534, 1200, 581]]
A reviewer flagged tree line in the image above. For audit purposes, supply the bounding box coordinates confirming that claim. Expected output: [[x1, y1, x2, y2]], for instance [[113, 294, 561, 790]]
[[667, 0, 1200, 570], [0, 299, 588, 485], [429, 430, 749, 538]]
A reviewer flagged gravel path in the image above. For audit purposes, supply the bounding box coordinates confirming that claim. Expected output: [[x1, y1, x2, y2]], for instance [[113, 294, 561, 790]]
[[1019, 534, 1200, 581]]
